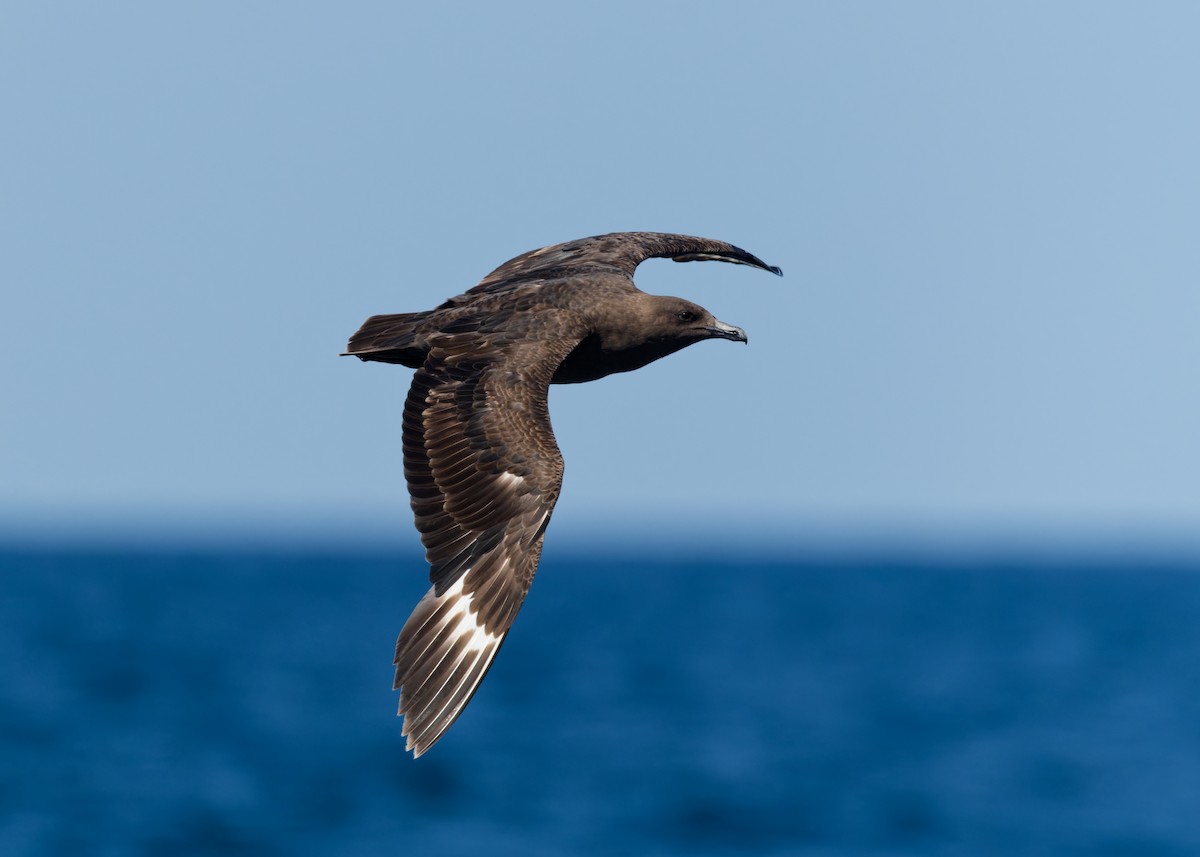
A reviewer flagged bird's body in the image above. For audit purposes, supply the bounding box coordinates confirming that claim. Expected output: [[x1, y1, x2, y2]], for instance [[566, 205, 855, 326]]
[[345, 232, 780, 756]]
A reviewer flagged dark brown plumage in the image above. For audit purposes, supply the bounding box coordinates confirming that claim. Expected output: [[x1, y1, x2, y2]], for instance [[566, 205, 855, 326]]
[[344, 231, 781, 757]]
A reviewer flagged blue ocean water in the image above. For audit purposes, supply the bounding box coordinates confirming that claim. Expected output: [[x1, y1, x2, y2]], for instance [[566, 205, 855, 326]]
[[2, 546, 1199, 856]]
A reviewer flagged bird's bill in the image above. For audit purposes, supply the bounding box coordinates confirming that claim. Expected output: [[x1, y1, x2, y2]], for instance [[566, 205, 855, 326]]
[[705, 320, 748, 343]]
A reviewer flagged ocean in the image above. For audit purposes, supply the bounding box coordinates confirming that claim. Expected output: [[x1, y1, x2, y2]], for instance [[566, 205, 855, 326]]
[[2, 546, 1198, 856]]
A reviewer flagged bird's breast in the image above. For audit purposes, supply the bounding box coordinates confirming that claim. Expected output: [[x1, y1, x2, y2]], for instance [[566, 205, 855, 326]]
[[551, 334, 691, 384]]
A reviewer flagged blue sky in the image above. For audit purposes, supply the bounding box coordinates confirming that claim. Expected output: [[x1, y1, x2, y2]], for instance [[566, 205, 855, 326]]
[[3, 3, 1198, 550]]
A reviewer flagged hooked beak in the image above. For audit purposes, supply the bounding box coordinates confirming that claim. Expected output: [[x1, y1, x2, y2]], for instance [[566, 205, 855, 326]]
[[705, 320, 748, 344]]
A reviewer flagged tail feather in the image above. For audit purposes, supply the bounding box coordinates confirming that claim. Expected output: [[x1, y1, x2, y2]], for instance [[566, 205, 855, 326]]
[[343, 311, 433, 366]]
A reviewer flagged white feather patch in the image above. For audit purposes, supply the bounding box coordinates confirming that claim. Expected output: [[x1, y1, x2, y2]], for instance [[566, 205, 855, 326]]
[[440, 576, 502, 654], [495, 470, 525, 490], [399, 571, 508, 755]]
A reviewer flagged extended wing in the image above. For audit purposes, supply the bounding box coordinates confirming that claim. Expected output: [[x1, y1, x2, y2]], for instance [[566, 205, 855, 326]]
[[394, 312, 587, 756], [471, 231, 781, 293]]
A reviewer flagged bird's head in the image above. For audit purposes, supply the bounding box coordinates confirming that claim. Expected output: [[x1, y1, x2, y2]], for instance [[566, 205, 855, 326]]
[[644, 295, 748, 346]]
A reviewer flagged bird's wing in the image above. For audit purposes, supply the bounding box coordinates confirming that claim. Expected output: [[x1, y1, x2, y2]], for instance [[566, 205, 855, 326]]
[[394, 311, 587, 757], [471, 231, 781, 293]]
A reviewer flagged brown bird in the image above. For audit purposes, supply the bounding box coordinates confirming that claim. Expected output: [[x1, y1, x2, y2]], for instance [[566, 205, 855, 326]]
[[344, 232, 781, 756]]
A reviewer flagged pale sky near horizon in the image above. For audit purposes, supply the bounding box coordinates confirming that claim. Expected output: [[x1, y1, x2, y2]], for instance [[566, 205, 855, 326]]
[[3, 3, 1199, 549]]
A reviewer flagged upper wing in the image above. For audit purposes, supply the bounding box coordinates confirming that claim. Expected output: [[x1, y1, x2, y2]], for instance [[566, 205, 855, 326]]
[[470, 231, 782, 293], [394, 313, 587, 757]]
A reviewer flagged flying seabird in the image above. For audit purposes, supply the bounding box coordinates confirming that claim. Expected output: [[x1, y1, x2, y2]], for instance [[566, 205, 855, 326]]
[[344, 232, 781, 757]]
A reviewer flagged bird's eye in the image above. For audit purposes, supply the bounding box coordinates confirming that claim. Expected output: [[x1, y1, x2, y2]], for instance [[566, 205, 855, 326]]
[[677, 310, 697, 323]]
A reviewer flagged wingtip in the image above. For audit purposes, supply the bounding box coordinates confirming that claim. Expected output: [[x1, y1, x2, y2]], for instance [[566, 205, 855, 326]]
[[668, 251, 783, 276], [402, 715, 441, 759], [401, 712, 425, 758]]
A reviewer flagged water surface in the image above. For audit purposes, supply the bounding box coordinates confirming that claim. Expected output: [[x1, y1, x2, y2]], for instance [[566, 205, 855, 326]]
[[2, 547, 1198, 855]]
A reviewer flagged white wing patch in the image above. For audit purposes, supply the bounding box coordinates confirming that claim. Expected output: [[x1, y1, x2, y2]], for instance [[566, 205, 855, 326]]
[[495, 470, 525, 490], [441, 577, 502, 654], [397, 574, 507, 757], [673, 251, 760, 266]]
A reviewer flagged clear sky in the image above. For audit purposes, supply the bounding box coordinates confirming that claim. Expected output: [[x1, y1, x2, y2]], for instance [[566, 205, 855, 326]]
[[3, 3, 1198, 550]]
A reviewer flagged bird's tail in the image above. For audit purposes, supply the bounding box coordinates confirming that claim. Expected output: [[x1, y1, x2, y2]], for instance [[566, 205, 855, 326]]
[[342, 311, 434, 366]]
